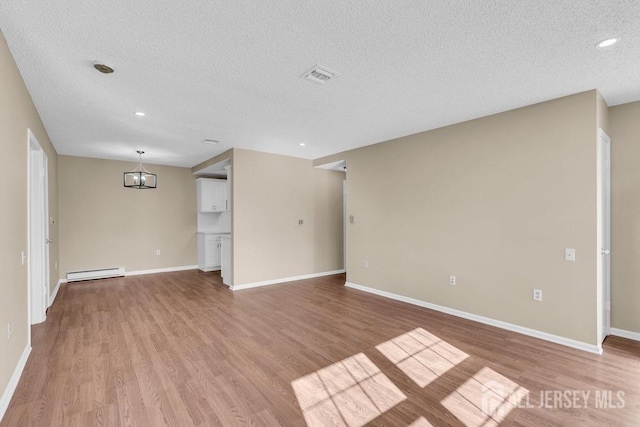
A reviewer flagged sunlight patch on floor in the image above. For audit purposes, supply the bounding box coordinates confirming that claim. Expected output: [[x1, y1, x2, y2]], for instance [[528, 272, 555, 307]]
[[292, 328, 526, 427], [292, 353, 406, 427], [441, 366, 529, 426], [376, 327, 469, 387], [409, 416, 434, 426]]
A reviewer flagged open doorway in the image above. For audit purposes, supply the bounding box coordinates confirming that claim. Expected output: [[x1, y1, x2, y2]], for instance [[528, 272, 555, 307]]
[[28, 129, 50, 327], [314, 159, 347, 272]]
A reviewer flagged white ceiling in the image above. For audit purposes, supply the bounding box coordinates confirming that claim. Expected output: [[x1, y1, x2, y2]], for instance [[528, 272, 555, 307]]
[[1, 1, 639, 168]]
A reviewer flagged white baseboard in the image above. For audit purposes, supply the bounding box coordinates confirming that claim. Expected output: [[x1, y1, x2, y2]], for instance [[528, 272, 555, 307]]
[[49, 279, 63, 307], [232, 269, 346, 291], [124, 265, 198, 277], [0, 344, 31, 422], [345, 282, 602, 355], [610, 327, 640, 342], [60, 265, 198, 283]]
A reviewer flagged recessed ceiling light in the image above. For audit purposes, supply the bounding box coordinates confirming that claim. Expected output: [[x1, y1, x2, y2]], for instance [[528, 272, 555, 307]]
[[135, 111, 146, 117], [299, 143, 306, 146], [596, 38, 618, 48], [93, 62, 114, 74], [203, 139, 219, 145]]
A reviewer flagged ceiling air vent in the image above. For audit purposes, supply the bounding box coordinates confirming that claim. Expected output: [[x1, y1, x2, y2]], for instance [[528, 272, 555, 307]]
[[301, 65, 339, 85]]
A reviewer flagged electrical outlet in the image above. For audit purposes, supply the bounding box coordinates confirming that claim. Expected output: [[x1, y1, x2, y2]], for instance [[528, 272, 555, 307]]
[[156, 249, 161, 256], [565, 248, 576, 262], [349, 215, 355, 224], [364, 260, 368, 268], [533, 289, 543, 301], [449, 275, 456, 286], [54, 261, 58, 270], [7, 322, 12, 340]]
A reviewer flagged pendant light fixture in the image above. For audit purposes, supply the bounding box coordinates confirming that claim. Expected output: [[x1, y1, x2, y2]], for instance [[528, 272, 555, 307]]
[[123, 150, 157, 189]]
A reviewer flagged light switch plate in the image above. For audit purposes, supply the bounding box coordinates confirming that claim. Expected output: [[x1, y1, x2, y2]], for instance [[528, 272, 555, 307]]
[[565, 248, 576, 262], [533, 289, 542, 301]]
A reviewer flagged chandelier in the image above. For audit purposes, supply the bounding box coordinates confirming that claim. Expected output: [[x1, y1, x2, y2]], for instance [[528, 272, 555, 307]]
[[123, 151, 157, 189]]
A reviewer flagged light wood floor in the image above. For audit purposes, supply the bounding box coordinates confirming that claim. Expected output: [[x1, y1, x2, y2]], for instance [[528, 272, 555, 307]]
[[2, 271, 639, 426]]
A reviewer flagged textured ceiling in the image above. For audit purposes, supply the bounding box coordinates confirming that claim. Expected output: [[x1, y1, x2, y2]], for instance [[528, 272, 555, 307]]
[[1, 0, 639, 167]]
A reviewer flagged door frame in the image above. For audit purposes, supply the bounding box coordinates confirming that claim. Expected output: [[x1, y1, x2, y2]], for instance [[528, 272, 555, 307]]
[[27, 129, 50, 331], [343, 179, 347, 270], [597, 128, 611, 346]]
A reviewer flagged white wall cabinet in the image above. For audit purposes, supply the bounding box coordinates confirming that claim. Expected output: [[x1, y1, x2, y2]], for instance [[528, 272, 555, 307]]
[[197, 178, 227, 213], [198, 233, 225, 271]]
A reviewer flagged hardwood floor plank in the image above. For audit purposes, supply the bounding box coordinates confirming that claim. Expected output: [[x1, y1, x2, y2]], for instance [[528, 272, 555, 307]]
[[1, 271, 639, 426]]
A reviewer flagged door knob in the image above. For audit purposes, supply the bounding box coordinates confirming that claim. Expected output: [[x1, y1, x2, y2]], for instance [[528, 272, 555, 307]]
[[601, 249, 610, 255]]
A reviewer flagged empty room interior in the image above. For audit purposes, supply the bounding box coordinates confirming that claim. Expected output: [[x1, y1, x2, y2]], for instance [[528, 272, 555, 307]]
[[1, 1, 640, 426]]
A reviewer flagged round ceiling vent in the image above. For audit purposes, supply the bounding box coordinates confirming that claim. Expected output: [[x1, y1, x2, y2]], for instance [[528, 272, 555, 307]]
[[93, 62, 114, 74]]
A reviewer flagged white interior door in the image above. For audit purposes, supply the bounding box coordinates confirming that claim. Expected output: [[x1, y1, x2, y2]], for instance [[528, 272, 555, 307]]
[[43, 153, 50, 307], [599, 128, 611, 341], [343, 179, 347, 270], [28, 130, 49, 325]]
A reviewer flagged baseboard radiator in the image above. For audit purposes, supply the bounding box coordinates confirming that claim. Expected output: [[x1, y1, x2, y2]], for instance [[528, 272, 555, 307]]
[[66, 267, 125, 282]]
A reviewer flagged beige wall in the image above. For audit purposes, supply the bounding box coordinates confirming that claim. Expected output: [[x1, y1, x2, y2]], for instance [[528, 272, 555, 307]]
[[317, 90, 600, 345], [610, 101, 640, 334], [58, 156, 197, 275], [232, 149, 344, 285], [0, 31, 59, 404]]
